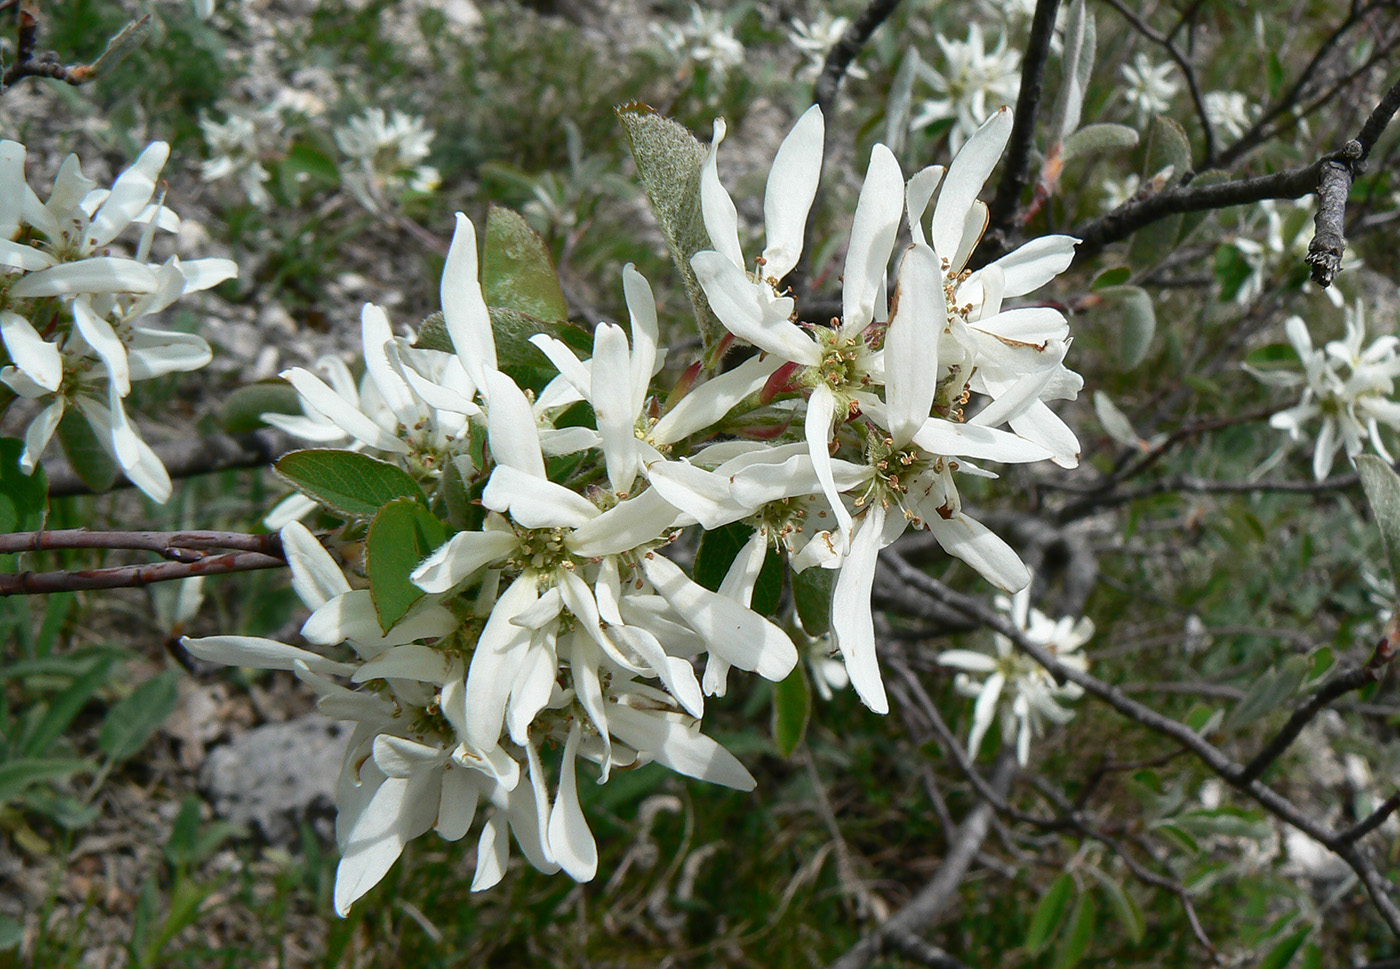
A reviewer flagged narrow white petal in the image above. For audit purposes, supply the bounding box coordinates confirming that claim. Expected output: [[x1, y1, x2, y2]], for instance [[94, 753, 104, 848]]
[[182, 634, 356, 675], [623, 264, 659, 418], [912, 418, 1053, 464], [20, 399, 64, 472], [281, 520, 352, 607], [931, 106, 1012, 262], [761, 105, 824, 280], [412, 530, 519, 594], [883, 244, 942, 445], [641, 553, 797, 681], [966, 671, 1006, 758], [607, 703, 756, 791], [830, 505, 889, 713], [691, 251, 818, 364], [10, 257, 159, 298], [905, 164, 945, 247], [805, 384, 854, 541], [72, 298, 129, 395], [566, 487, 678, 557], [699, 118, 745, 269], [435, 765, 482, 842], [592, 322, 641, 493], [441, 213, 496, 391], [484, 370, 546, 477], [354, 643, 453, 685], [926, 512, 1030, 592], [465, 573, 539, 749], [0, 311, 62, 392], [651, 352, 783, 444], [483, 465, 599, 529], [548, 723, 598, 881], [283, 367, 408, 453], [841, 143, 904, 334], [988, 235, 1079, 297], [938, 649, 999, 673]]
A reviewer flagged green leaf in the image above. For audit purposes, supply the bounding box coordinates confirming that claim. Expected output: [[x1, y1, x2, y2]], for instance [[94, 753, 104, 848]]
[[482, 204, 568, 323], [1085, 869, 1145, 944], [1049, 0, 1095, 141], [1222, 653, 1310, 733], [693, 522, 753, 592], [99, 670, 180, 761], [1176, 807, 1271, 840], [1183, 702, 1223, 735], [771, 663, 811, 758], [1062, 123, 1138, 161], [275, 449, 426, 521], [1053, 889, 1097, 969], [365, 498, 448, 632], [1091, 265, 1131, 289], [616, 104, 722, 352], [0, 758, 94, 806], [218, 380, 303, 434], [164, 795, 240, 867], [1258, 926, 1311, 969], [1244, 343, 1300, 371], [0, 437, 47, 532], [1357, 455, 1400, 602], [57, 409, 118, 493], [1025, 872, 1076, 955], [793, 566, 837, 637], [1215, 243, 1255, 301], [1094, 285, 1155, 369], [1093, 391, 1141, 448], [1128, 212, 1182, 270], [1142, 114, 1192, 182], [21, 657, 114, 757], [0, 915, 22, 951], [415, 306, 579, 372], [280, 137, 341, 188], [1151, 820, 1200, 855]]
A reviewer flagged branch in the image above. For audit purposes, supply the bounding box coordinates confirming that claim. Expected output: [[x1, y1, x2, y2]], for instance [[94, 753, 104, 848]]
[[1339, 791, 1400, 846], [827, 753, 1017, 969], [986, 0, 1061, 236], [0, 550, 286, 595], [1237, 620, 1399, 784], [1, 1, 148, 92], [0, 528, 282, 558], [882, 553, 1400, 935], [812, 0, 903, 119]]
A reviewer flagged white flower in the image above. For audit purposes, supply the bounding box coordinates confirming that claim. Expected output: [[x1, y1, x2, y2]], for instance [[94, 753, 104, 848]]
[[939, 581, 1092, 765], [1204, 90, 1254, 139], [910, 24, 1021, 150], [1259, 306, 1400, 480], [789, 14, 864, 81], [200, 108, 283, 208], [335, 107, 440, 207], [655, 5, 745, 76], [1119, 52, 1179, 121]]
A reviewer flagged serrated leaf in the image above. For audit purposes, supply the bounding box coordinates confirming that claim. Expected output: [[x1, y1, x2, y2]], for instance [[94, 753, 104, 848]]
[[1095, 285, 1155, 369], [275, 449, 426, 521], [1053, 890, 1097, 969], [617, 104, 722, 351], [57, 409, 118, 493], [793, 566, 837, 636], [1143, 115, 1192, 182], [1357, 455, 1400, 602], [1223, 654, 1311, 733], [1093, 392, 1141, 448], [0, 758, 94, 806], [219, 380, 303, 434], [772, 663, 811, 757], [1259, 926, 1311, 969], [482, 204, 568, 323], [1062, 123, 1138, 162], [0, 437, 47, 532], [1026, 872, 1076, 955], [98, 670, 179, 761], [365, 498, 448, 632]]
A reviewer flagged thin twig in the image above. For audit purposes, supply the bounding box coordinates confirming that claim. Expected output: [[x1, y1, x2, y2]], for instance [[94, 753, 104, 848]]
[[0, 529, 281, 558], [1339, 792, 1400, 846], [0, 551, 287, 595], [812, 0, 904, 119], [985, 0, 1061, 237]]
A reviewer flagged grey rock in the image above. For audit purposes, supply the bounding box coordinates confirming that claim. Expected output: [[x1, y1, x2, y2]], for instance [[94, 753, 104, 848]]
[[199, 714, 349, 845]]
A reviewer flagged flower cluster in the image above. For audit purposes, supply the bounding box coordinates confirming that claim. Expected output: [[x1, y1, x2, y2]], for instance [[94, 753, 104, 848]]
[[334, 107, 441, 209], [1253, 304, 1400, 480], [1119, 52, 1178, 122], [0, 141, 237, 501], [653, 5, 745, 78], [911, 24, 1022, 149], [939, 581, 1092, 765], [186, 102, 1082, 912]]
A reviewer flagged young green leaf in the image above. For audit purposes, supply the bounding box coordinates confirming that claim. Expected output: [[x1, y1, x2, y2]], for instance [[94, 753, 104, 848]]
[[1258, 925, 1311, 969], [1357, 455, 1400, 602], [482, 204, 569, 323], [1053, 890, 1098, 969], [365, 497, 448, 632], [57, 409, 118, 493], [0, 437, 48, 532], [275, 449, 427, 521], [616, 104, 722, 351], [0, 758, 95, 806], [218, 380, 303, 434], [771, 664, 811, 757], [1025, 871, 1076, 955], [793, 566, 837, 637]]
